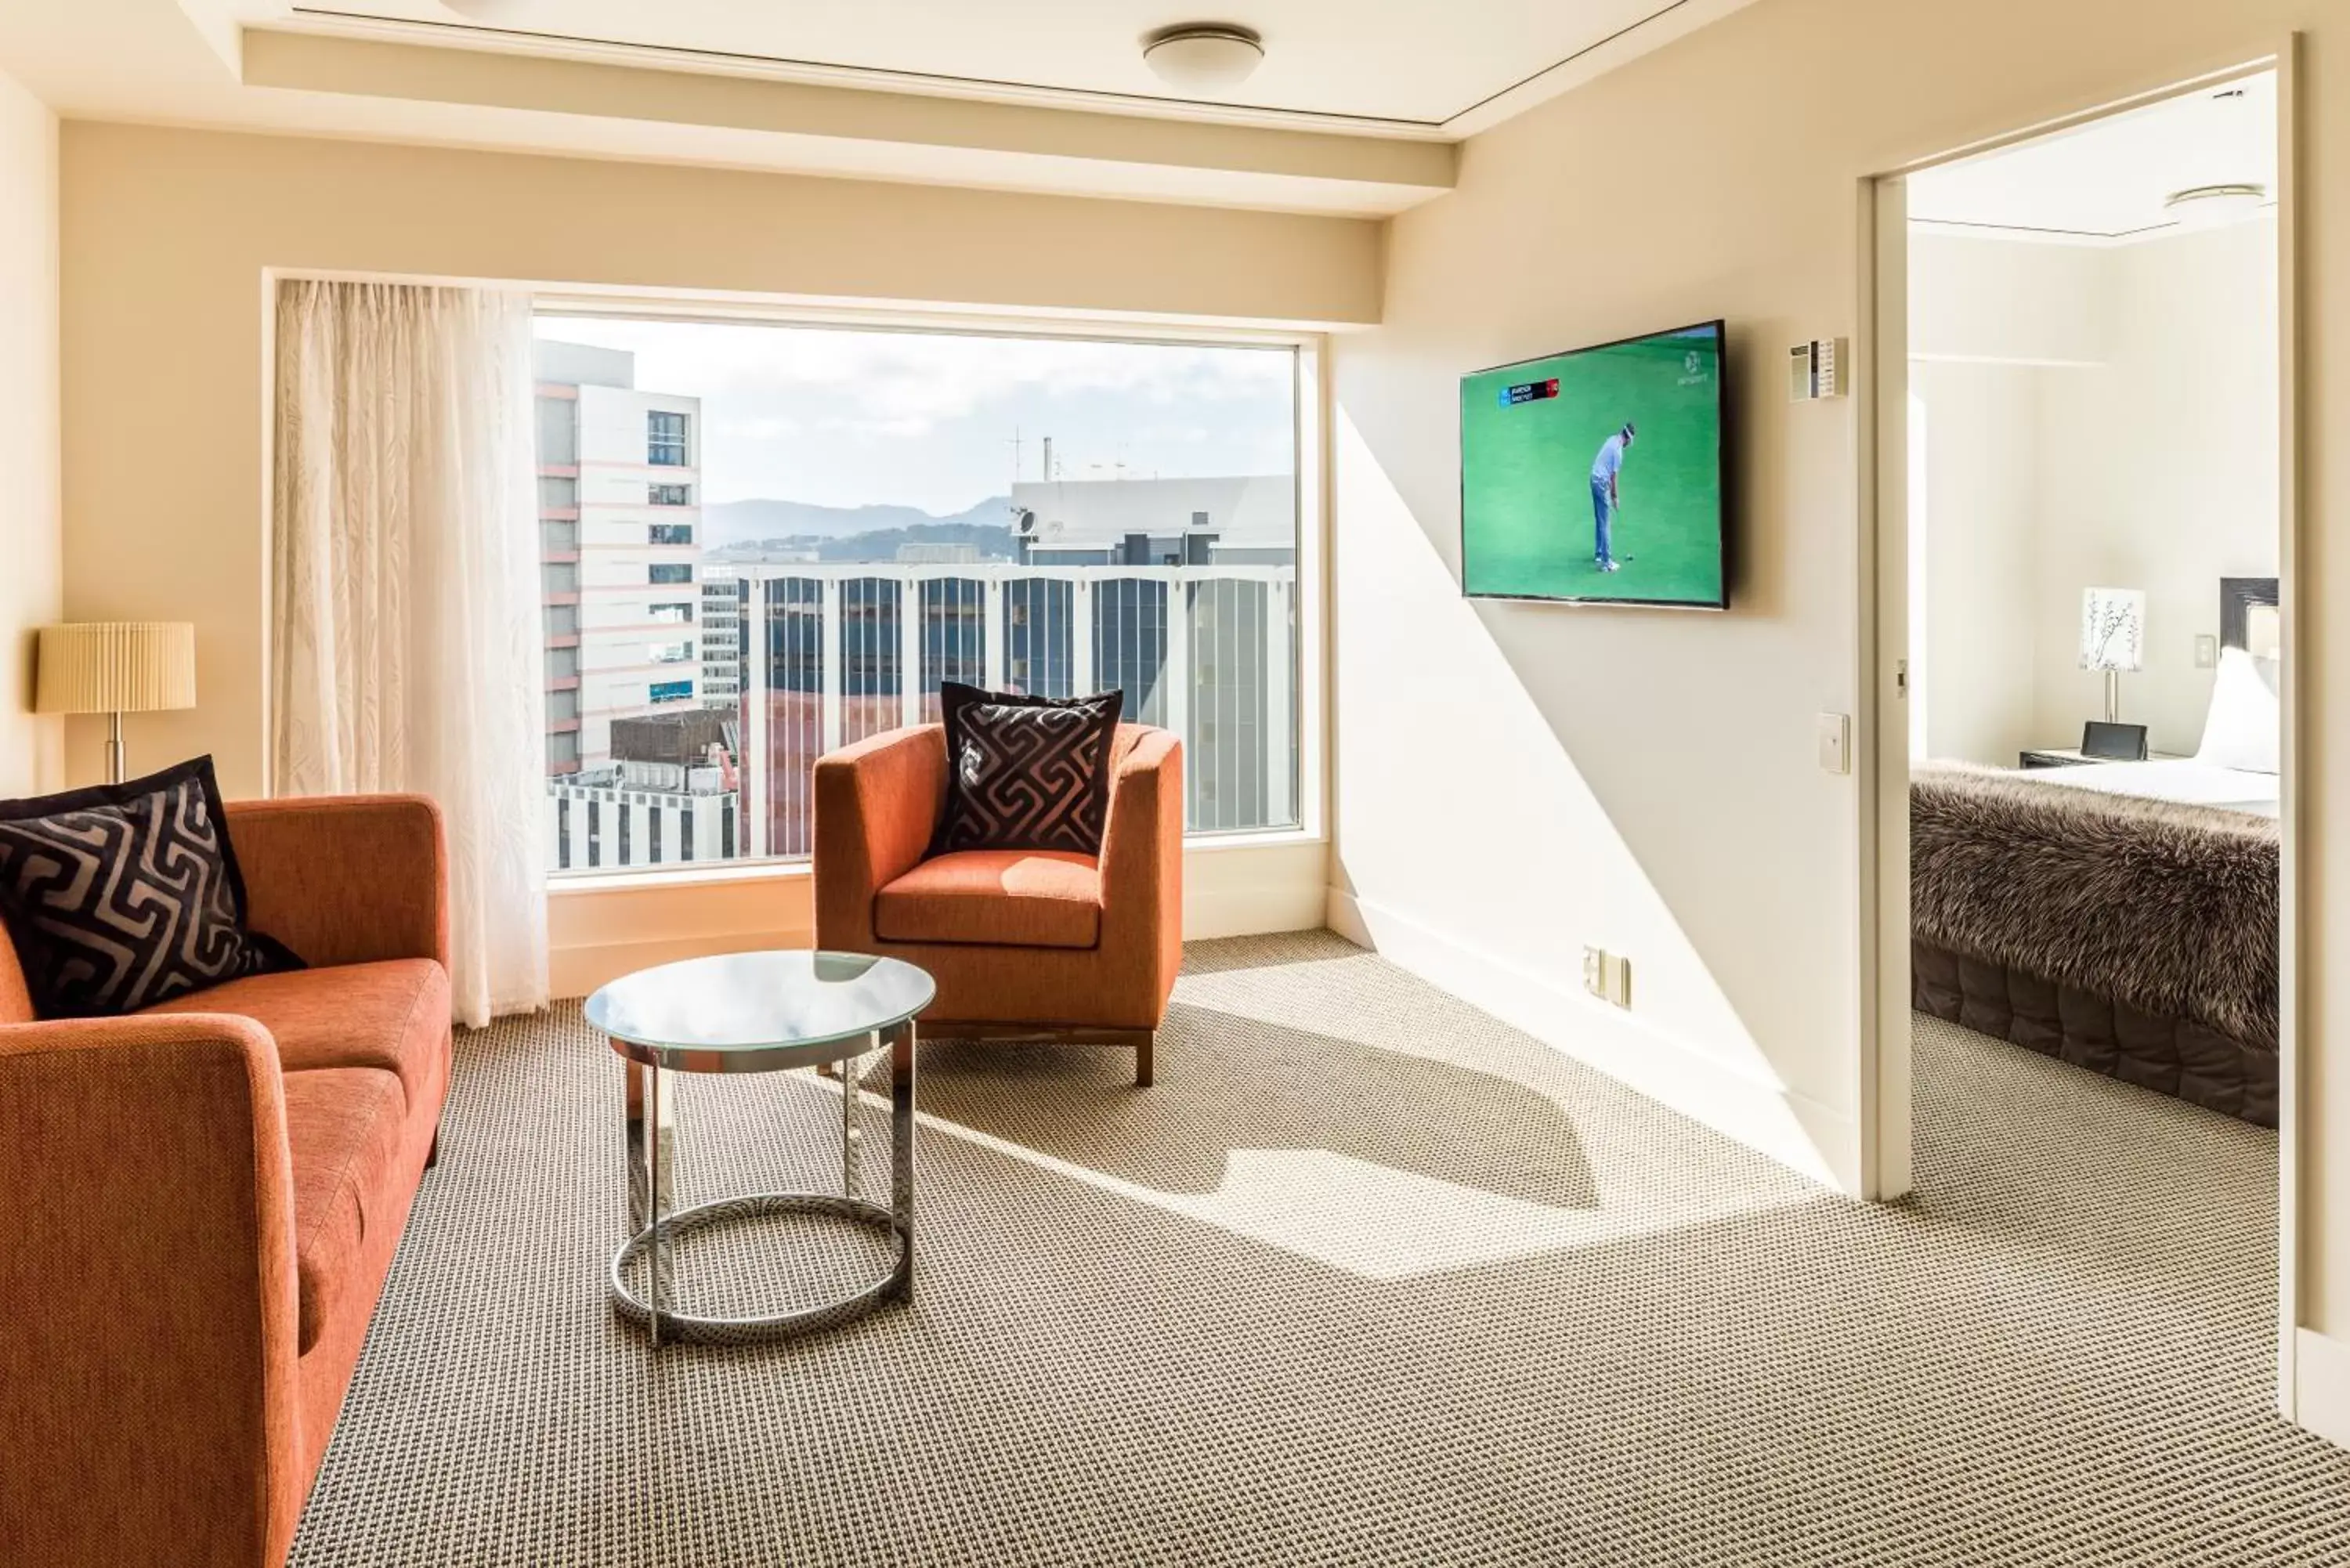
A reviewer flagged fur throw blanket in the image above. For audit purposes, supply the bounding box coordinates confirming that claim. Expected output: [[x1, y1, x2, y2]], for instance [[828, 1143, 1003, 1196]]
[[1910, 762, 2279, 1050]]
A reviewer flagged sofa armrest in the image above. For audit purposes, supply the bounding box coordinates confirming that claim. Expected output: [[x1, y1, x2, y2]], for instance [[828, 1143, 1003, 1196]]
[[0, 1013, 306, 1568], [814, 726, 948, 949], [1099, 726, 1184, 1015], [228, 795, 450, 972]]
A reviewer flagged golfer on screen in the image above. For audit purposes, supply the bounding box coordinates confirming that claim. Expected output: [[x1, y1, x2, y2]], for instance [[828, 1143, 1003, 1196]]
[[1589, 421, 1634, 573]]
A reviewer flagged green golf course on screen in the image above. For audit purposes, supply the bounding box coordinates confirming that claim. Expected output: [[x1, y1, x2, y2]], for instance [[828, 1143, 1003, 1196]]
[[1460, 321, 1727, 609]]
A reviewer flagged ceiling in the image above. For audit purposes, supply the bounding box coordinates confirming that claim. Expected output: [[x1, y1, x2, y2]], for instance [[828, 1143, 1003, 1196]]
[[0, 0, 1761, 217], [282, 0, 1700, 129], [1907, 71, 2277, 244]]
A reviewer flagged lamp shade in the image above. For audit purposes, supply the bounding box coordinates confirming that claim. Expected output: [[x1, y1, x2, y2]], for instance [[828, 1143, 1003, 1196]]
[[2078, 589, 2146, 674], [35, 622, 197, 715]]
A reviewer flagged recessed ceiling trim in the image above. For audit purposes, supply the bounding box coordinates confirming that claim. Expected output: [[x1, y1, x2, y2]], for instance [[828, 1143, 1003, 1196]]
[[280, 0, 1765, 138], [280, 8, 1454, 138], [238, 29, 1456, 205]]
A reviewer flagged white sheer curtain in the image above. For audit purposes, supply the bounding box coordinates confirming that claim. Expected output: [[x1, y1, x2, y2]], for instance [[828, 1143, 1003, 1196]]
[[272, 280, 548, 1025]]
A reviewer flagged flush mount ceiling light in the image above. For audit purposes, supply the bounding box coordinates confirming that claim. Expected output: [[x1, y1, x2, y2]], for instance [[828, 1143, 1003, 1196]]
[[442, 0, 537, 24], [2163, 182, 2269, 228], [1142, 23, 1265, 92]]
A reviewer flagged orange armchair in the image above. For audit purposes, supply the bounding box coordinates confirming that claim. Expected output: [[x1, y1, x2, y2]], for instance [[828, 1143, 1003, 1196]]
[[815, 722, 1182, 1085]]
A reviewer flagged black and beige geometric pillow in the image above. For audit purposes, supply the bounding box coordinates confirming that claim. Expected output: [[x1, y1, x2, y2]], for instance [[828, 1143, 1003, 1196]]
[[932, 681, 1123, 857], [0, 755, 302, 1020]]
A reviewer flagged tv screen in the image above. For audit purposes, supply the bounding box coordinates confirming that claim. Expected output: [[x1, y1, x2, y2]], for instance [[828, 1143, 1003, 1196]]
[[1459, 320, 1727, 609]]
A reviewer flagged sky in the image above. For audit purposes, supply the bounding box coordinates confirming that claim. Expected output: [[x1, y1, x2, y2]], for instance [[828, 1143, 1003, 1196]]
[[534, 316, 1296, 515]]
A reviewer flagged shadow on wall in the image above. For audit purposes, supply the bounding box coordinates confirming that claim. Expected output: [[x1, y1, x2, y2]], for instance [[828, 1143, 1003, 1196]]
[[1328, 402, 1852, 1190]]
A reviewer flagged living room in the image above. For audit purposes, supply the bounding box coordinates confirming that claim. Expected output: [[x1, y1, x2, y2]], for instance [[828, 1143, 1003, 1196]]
[[5, 2, 2350, 1564]]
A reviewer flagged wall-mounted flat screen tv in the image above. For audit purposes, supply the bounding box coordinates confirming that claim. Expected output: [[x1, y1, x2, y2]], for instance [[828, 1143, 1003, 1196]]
[[1459, 320, 1727, 609]]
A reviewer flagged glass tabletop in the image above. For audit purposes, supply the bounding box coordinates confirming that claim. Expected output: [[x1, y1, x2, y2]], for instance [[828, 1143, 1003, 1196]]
[[586, 950, 936, 1070]]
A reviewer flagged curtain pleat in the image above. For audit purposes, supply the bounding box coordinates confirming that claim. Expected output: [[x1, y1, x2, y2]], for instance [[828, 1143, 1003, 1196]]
[[272, 280, 549, 1025]]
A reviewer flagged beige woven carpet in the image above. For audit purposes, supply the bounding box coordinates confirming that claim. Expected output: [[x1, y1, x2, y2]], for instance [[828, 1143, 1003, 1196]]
[[289, 932, 2350, 1566]]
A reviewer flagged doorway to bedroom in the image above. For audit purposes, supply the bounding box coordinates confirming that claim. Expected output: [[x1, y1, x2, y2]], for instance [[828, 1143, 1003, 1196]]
[[1869, 64, 2287, 1199]]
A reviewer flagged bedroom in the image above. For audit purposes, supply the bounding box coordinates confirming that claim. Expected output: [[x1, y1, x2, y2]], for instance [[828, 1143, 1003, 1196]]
[[1901, 73, 2283, 1124]]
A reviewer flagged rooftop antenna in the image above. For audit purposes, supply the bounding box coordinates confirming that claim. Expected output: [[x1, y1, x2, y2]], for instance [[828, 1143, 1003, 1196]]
[[1004, 425, 1022, 495], [1041, 435, 1054, 482]]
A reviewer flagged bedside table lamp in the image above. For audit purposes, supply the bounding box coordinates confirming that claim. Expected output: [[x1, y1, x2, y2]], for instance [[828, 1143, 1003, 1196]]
[[35, 621, 197, 784], [2078, 587, 2145, 724]]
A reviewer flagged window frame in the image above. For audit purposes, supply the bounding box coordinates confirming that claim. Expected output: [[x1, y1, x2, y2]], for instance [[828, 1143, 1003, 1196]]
[[533, 299, 1329, 886], [646, 410, 690, 467]]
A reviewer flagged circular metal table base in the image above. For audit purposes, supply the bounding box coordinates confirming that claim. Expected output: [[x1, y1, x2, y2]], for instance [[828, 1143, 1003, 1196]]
[[609, 1190, 909, 1345]]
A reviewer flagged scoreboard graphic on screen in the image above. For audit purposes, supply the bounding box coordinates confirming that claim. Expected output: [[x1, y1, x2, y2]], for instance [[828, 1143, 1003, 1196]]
[[1498, 378, 1561, 408]]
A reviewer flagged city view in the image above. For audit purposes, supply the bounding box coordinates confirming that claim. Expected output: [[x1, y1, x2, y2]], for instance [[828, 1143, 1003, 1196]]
[[533, 318, 1301, 874]]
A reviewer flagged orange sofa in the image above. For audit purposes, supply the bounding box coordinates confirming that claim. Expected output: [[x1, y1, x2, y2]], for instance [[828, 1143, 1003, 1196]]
[[0, 795, 453, 1568], [815, 722, 1181, 1085]]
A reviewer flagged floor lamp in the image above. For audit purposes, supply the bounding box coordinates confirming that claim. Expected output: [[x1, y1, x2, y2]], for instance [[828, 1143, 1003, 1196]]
[[35, 622, 197, 784]]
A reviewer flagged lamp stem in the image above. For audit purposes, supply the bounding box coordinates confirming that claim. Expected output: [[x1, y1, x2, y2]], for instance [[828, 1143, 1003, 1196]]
[[2104, 670, 2120, 725], [107, 710, 125, 786]]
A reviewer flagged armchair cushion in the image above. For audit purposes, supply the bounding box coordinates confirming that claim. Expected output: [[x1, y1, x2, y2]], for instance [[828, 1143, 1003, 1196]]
[[0, 756, 302, 1019], [933, 681, 1123, 856], [142, 959, 450, 1109], [875, 850, 1101, 949]]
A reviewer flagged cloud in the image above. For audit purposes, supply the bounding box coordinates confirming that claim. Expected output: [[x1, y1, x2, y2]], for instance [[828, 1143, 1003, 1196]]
[[533, 316, 1296, 511]]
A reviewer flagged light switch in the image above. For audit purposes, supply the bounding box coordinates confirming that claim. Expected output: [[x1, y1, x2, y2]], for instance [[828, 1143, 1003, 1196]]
[[2194, 634, 2218, 669], [1817, 712, 1851, 775]]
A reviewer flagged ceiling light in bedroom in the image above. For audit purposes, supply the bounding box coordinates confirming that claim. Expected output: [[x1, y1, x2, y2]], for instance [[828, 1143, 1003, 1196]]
[[2164, 182, 2269, 228], [1143, 24, 1266, 92]]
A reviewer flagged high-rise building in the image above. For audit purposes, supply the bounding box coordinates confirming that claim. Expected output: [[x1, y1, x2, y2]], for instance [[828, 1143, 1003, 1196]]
[[700, 577, 745, 704], [534, 340, 707, 772], [544, 708, 743, 873]]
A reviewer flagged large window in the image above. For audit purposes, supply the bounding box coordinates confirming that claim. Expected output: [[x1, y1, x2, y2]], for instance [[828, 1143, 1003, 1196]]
[[534, 315, 1303, 877]]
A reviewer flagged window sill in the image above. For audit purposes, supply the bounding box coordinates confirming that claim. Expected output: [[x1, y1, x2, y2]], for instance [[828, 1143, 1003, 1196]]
[[544, 828, 1325, 898], [549, 860, 808, 898]]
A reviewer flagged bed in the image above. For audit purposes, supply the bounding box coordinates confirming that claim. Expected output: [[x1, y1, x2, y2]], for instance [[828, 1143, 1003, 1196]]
[[1910, 579, 2281, 1124]]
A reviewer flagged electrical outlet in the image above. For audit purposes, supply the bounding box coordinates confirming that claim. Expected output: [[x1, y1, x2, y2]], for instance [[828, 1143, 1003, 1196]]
[[1582, 947, 1632, 1009], [2195, 634, 2219, 669]]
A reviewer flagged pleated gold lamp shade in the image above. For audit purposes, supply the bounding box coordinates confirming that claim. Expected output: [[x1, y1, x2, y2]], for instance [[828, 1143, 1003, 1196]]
[[35, 622, 198, 784]]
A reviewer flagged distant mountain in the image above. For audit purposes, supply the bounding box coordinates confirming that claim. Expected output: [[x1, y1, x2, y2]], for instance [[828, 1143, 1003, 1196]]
[[703, 495, 1009, 548], [818, 522, 1015, 562]]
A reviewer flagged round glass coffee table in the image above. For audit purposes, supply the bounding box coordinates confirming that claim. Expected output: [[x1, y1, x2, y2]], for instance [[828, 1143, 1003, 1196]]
[[585, 949, 935, 1346]]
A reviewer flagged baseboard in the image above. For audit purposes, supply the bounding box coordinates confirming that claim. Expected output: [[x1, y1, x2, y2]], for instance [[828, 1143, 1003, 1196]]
[[2292, 1328, 2350, 1450], [1327, 886, 1856, 1192]]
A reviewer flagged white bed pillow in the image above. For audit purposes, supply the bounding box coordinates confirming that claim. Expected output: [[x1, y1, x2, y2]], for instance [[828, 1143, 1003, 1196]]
[[2195, 646, 2280, 775]]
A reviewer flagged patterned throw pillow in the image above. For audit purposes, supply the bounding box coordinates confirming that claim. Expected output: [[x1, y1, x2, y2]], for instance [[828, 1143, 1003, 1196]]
[[0, 756, 302, 1019], [933, 681, 1124, 856]]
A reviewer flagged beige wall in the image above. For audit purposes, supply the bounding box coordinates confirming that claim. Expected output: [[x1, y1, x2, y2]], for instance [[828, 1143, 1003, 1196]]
[[1327, 0, 2344, 1338], [0, 64, 59, 796], [56, 122, 1382, 797]]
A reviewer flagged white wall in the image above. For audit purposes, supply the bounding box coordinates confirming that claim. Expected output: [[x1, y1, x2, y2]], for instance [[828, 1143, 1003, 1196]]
[[0, 64, 59, 796], [2031, 218, 2280, 754], [1913, 359, 2044, 764], [1908, 219, 2277, 764], [1908, 232, 2110, 366]]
